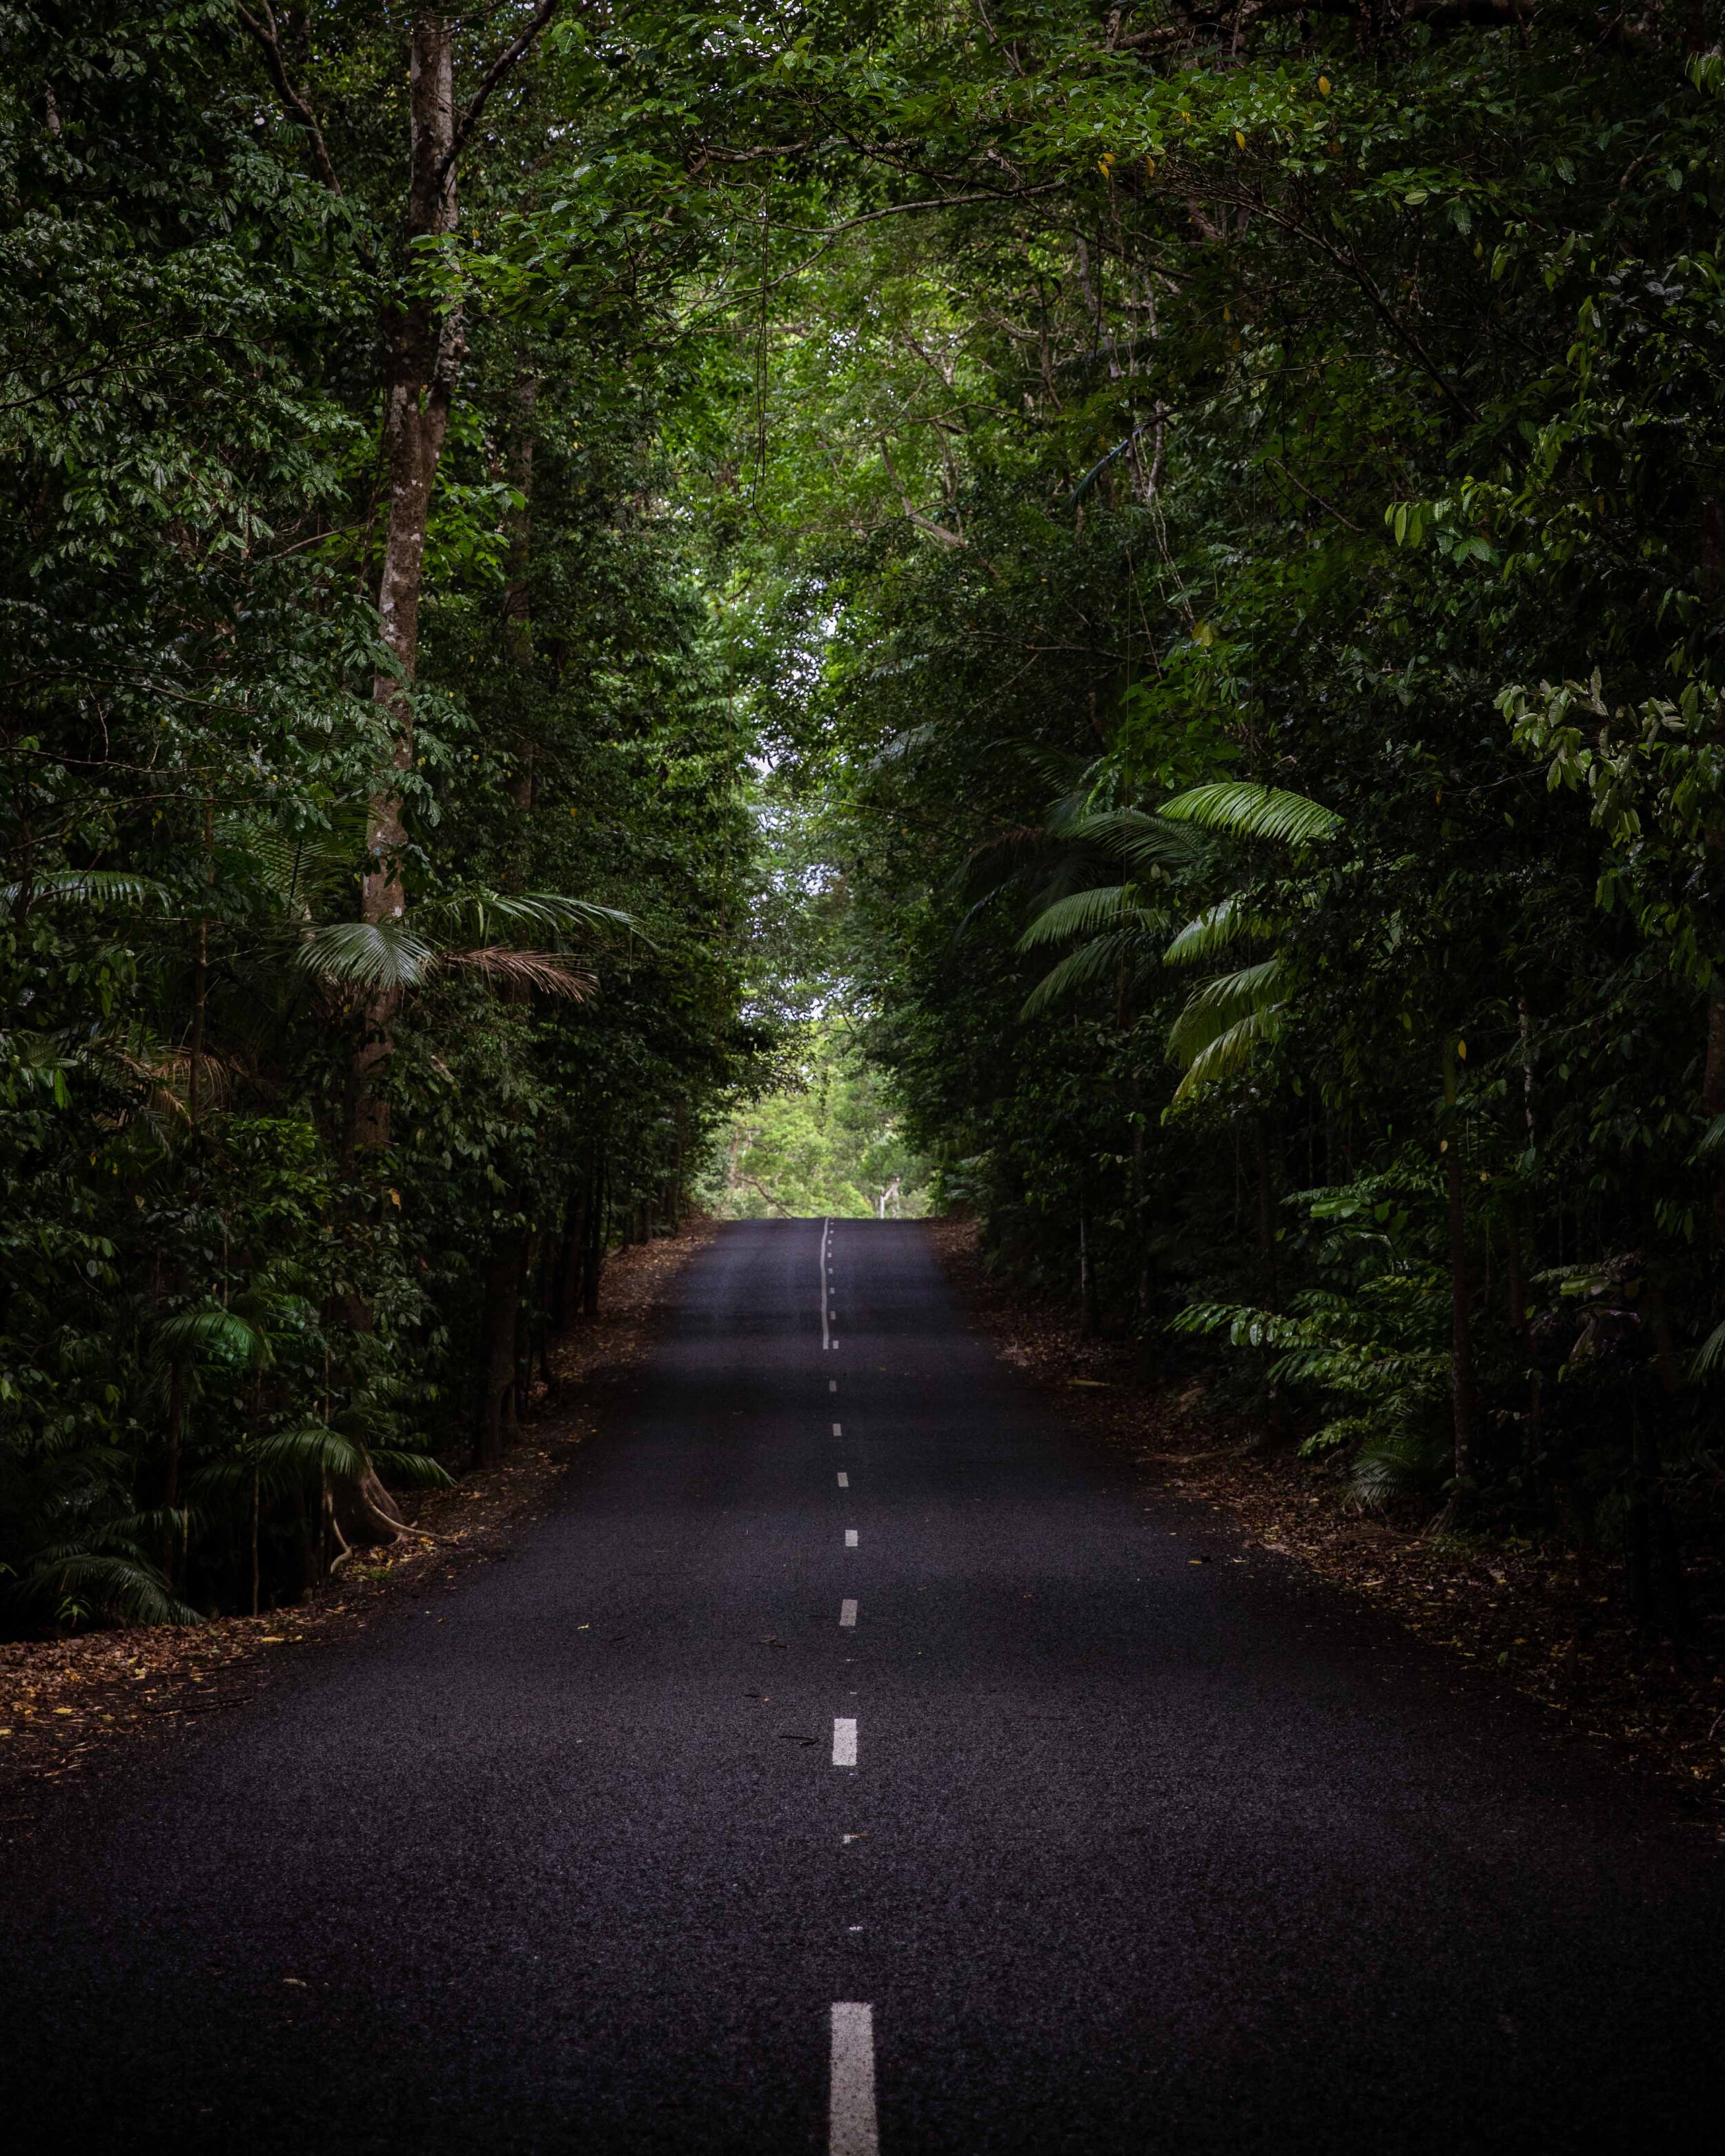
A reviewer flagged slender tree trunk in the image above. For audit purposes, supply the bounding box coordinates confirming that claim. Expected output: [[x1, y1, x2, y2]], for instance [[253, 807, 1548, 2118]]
[[503, 370, 540, 867], [164, 1363, 184, 1581], [583, 1155, 608, 1317], [1702, 500, 1725, 1238], [557, 1193, 589, 1329], [1504, 1196, 1542, 1501], [353, 16, 463, 1150], [1443, 1040, 1475, 1491], [515, 1227, 541, 1417], [189, 796, 212, 1126], [476, 1237, 524, 1467], [1254, 1111, 1285, 1441], [1253, 1112, 1278, 1311]]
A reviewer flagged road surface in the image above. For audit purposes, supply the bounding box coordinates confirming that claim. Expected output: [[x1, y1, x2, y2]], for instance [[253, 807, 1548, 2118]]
[[3, 1218, 1723, 2152]]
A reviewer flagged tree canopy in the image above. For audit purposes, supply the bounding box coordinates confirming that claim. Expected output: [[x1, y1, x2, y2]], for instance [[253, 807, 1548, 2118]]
[[6, 0, 1725, 1630]]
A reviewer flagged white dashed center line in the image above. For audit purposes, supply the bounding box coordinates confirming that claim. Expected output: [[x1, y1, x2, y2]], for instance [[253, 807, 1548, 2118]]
[[832, 1421, 842, 1436], [837, 1470, 849, 1488], [819, 1220, 832, 1351], [832, 1717, 858, 1768], [829, 2003, 878, 2156], [845, 1528, 858, 1548], [840, 1599, 858, 1628], [829, 1379, 838, 1393]]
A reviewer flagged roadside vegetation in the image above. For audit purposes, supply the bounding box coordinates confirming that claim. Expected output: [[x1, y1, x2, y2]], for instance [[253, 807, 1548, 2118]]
[[7, 1, 1725, 1651]]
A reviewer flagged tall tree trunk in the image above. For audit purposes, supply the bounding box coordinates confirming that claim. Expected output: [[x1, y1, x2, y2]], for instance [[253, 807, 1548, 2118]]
[[353, 15, 462, 1151], [503, 369, 539, 864], [1699, 502, 1725, 1242], [1443, 1040, 1475, 1492]]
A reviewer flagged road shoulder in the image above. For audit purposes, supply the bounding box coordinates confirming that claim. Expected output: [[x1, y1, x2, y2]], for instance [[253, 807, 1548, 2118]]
[[0, 1220, 719, 1798], [925, 1214, 1725, 1831]]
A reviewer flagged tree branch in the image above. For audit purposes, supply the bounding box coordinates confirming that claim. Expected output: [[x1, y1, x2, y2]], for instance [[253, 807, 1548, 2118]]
[[235, 1, 341, 194], [437, 0, 564, 192]]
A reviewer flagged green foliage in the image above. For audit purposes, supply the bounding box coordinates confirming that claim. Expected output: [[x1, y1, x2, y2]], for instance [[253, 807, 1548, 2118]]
[[12, 0, 1725, 1634], [0, 0, 767, 1631], [702, 1024, 929, 1221]]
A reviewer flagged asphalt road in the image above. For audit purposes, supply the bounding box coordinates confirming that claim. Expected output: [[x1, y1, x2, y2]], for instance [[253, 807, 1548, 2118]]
[[3, 1218, 1724, 2153]]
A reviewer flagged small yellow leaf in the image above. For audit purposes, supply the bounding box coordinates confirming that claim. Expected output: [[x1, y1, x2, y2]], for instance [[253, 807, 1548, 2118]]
[[1319, 75, 1331, 95], [1143, 156, 1156, 177], [1234, 130, 1247, 150]]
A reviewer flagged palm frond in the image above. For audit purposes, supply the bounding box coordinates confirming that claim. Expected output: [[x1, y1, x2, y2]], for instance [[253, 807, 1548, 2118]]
[[7, 1548, 199, 1626], [1, 869, 172, 914], [1017, 884, 1136, 949], [155, 1306, 270, 1368], [1021, 931, 1157, 1017], [1167, 959, 1288, 1098], [1167, 958, 1286, 1059], [1061, 809, 1208, 873], [368, 1447, 455, 1489], [1159, 782, 1341, 849], [297, 919, 438, 991], [1173, 1010, 1281, 1097], [250, 1424, 373, 1486], [1163, 896, 1279, 967], [420, 889, 640, 944], [1692, 1317, 1725, 1380], [1348, 1429, 1450, 1508], [442, 947, 596, 999]]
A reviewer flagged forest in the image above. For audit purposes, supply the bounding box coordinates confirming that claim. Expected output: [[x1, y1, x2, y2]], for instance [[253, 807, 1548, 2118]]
[[6, 0, 1725, 1636]]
